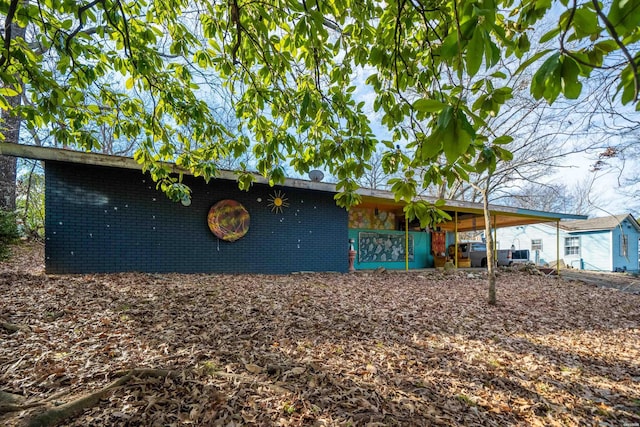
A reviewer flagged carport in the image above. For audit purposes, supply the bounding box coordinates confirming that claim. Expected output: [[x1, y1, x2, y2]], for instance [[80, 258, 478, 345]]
[[354, 188, 587, 270]]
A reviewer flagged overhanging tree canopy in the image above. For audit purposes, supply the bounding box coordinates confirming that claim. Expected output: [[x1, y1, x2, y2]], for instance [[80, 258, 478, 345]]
[[0, 0, 638, 212]]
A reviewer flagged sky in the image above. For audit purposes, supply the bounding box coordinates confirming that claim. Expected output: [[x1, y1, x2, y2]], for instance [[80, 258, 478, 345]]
[[556, 151, 639, 217]]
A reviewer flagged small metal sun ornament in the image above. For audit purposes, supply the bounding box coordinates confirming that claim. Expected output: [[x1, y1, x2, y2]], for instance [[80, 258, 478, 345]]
[[267, 190, 289, 214]]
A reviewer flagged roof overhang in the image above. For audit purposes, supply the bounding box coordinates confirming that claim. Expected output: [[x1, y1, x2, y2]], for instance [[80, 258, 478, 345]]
[[0, 142, 588, 230], [0, 142, 339, 193], [355, 187, 587, 231]]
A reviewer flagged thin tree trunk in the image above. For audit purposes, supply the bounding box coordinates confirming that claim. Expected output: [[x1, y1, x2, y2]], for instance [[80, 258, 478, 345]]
[[0, 96, 21, 210], [21, 160, 37, 227], [0, 153, 17, 210], [482, 186, 497, 305], [0, 2, 28, 211]]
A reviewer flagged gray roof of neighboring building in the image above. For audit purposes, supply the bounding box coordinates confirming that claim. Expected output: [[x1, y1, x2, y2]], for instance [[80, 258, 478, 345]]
[[560, 214, 640, 232]]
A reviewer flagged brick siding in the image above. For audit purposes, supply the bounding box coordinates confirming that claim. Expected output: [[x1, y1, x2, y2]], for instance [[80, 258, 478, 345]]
[[45, 161, 348, 274]]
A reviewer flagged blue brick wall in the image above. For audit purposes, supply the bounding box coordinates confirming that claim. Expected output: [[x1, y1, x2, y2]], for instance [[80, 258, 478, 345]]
[[45, 161, 349, 274]]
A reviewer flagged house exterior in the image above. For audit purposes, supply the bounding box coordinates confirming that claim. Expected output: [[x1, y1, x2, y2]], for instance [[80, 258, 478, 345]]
[[0, 143, 587, 274], [495, 214, 640, 272]]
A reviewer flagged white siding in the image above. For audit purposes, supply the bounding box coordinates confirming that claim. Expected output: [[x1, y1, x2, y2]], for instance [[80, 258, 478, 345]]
[[576, 231, 611, 271], [495, 224, 564, 266], [497, 217, 640, 272], [497, 225, 634, 271]]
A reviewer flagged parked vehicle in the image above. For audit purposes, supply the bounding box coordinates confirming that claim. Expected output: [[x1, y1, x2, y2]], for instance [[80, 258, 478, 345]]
[[447, 241, 530, 268], [502, 249, 530, 266]]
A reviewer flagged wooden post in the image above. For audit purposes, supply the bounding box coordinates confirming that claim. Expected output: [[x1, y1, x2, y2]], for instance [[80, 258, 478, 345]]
[[405, 216, 409, 271], [454, 211, 458, 268], [556, 220, 561, 278]]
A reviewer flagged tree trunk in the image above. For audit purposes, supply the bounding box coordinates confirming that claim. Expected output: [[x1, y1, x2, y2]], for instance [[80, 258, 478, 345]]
[[0, 102, 19, 210], [0, 153, 17, 210], [0, 3, 28, 211], [482, 186, 497, 305]]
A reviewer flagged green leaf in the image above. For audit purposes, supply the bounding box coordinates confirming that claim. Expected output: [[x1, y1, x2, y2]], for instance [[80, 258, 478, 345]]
[[608, 0, 640, 33], [404, 201, 451, 228], [571, 7, 600, 38], [440, 32, 459, 60], [420, 131, 444, 161], [476, 147, 497, 174], [493, 135, 513, 145], [237, 172, 255, 191], [539, 27, 560, 43], [413, 99, 447, 113], [560, 56, 583, 99], [466, 29, 484, 76], [531, 52, 562, 103], [618, 65, 638, 104], [442, 111, 474, 163], [334, 191, 362, 208], [515, 34, 531, 58], [390, 178, 417, 203], [594, 39, 619, 54], [494, 146, 513, 161], [0, 87, 20, 97], [514, 49, 553, 75]]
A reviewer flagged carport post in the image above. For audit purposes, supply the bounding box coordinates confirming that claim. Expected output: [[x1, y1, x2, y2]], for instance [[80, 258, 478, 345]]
[[454, 211, 458, 268], [405, 216, 409, 271], [557, 220, 561, 278]]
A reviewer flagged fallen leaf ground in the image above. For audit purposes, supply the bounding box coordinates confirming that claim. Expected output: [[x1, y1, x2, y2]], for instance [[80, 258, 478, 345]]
[[1, 241, 639, 426]]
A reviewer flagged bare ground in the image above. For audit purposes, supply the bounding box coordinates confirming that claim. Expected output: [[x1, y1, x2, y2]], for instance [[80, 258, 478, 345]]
[[559, 269, 640, 294], [1, 241, 639, 426]]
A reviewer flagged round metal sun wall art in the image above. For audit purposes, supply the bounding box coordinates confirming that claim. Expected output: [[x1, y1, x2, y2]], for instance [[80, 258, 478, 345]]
[[268, 190, 289, 214], [207, 199, 250, 242]]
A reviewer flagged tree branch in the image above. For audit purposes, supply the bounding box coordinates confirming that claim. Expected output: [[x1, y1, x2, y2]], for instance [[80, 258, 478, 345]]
[[65, 0, 103, 54], [25, 369, 178, 427], [0, 0, 22, 69], [591, 0, 639, 102]]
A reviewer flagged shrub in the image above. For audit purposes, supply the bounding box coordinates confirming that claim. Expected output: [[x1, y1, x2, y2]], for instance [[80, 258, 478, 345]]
[[16, 164, 45, 238], [0, 209, 20, 259]]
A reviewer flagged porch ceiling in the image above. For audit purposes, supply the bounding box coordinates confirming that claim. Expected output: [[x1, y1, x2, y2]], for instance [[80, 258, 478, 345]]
[[358, 193, 584, 232], [437, 213, 555, 232]]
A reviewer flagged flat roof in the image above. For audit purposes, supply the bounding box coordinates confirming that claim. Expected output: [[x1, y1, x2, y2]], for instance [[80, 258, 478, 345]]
[[0, 142, 587, 230]]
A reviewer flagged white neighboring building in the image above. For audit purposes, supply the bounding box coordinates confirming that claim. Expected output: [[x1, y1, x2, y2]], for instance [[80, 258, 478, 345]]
[[495, 214, 640, 272]]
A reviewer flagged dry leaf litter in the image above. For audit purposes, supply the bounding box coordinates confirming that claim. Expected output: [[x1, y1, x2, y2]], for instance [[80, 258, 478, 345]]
[[1, 242, 639, 426]]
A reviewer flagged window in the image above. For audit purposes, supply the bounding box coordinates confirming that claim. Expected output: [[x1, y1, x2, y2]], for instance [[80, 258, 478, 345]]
[[531, 239, 543, 251], [564, 236, 580, 255], [471, 243, 486, 252], [621, 234, 629, 257]]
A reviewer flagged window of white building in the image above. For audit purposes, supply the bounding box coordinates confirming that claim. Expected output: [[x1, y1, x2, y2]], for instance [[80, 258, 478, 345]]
[[564, 236, 580, 255], [531, 239, 543, 251]]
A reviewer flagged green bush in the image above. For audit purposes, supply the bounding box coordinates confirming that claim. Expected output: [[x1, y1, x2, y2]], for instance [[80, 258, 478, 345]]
[[16, 165, 45, 238], [0, 209, 20, 259]]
